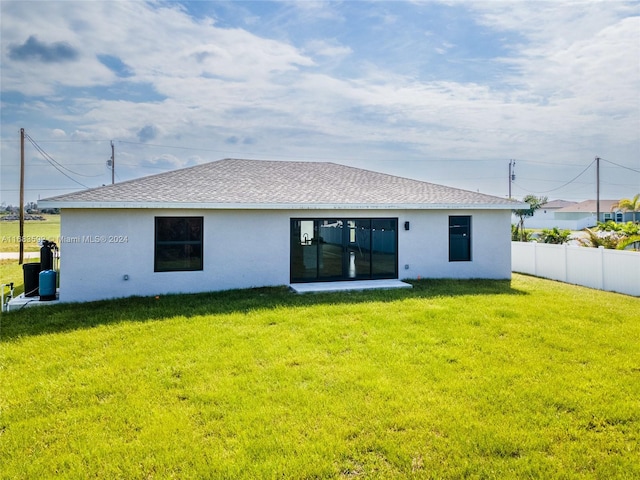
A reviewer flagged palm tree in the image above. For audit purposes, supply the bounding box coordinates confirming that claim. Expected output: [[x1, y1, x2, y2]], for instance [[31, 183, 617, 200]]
[[612, 193, 640, 223], [513, 194, 547, 241]]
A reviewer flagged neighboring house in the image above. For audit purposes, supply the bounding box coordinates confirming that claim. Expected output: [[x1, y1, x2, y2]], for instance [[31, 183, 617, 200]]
[[516, 199, 635, 231], [39, 159, 527, 303], [512, 199, 577, 230], [554, 200, 634, 228]]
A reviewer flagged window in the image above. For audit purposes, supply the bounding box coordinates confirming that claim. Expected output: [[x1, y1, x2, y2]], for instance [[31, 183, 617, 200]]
[[449, 216, 471, 262], [155, 217, 203, 272]]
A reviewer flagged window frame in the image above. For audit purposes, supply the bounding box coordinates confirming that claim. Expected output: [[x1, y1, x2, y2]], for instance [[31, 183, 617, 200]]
[[154, 216, 204, 272], [290, 217, 398, 282], [449, 215, 471, 262]]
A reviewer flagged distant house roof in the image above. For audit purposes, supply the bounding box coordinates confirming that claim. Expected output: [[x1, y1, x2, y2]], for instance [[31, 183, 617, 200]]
[[555, 199, 619, 213], [542, 200, 577, 210], [40, 158, 527, 210]]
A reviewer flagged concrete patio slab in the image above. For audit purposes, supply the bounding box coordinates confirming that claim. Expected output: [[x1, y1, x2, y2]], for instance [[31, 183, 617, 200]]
[[290, 279, 412, 294], [5, 290, 60, 312]]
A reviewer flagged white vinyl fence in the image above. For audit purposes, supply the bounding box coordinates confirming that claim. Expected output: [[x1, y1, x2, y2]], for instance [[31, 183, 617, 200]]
[[512, 242, 640, 297]]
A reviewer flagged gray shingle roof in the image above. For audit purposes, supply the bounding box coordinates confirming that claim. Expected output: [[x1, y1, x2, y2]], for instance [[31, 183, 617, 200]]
[[542, 200, 577, 209], [40, 158, 525, 209], [555, 199, 619, 213]]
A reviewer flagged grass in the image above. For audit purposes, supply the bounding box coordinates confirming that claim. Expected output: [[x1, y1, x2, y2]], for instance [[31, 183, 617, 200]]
[[0, 214, 61, 252], [1, 258, 45, 297], [1, 275, 638, 479], [0, 215, 60, 296]]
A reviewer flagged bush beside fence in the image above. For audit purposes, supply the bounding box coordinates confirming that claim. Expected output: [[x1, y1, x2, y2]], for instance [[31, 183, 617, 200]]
[[512, 242, 640, 297]]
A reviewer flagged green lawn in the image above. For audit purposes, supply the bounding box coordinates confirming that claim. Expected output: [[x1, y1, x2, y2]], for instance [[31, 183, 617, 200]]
[[0, 215, 61, 252], [0, 259, 25, 296], [1, 275, 638, 479]]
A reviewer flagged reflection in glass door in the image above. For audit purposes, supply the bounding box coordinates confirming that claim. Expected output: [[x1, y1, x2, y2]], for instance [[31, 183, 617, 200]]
[[371, 219, 397, 278], [346, 219, 371, 279], [291, 218, 397, 282], [317, 219, 343, 279]]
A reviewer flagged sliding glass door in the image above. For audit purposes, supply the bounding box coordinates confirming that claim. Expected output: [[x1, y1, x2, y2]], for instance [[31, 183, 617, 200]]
[[291, 218, 397, 282]]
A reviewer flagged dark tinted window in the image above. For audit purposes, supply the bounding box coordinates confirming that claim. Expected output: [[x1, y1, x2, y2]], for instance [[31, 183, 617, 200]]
[[155, 217, 203, 272], [449, 216, 471, 262]]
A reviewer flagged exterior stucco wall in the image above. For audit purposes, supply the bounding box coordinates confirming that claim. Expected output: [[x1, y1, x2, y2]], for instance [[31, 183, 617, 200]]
[[58, 209, 290, 303], [399, 209, 511, 280], [58, 208, 512, 303]]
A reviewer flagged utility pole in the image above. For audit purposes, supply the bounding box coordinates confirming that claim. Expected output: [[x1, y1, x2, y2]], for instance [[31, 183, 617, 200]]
[[111, 141, 115, 185], [508, 159, 516, 199], [595, 156, 600, 223], [19, 128, 25, 265]]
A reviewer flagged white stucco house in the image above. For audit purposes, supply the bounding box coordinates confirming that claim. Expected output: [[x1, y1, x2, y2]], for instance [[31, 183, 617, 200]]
[[554, 200, 634, 226], [511, 199, 637, 231], [39, 159, 527, 303], [511, 199, 578, 230]]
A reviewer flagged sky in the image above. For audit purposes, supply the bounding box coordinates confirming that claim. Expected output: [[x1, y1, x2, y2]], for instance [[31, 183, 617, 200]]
[[1, 0, 639, 206]]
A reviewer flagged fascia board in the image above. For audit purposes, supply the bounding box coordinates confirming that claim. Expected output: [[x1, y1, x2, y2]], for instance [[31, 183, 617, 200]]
[[39, 200, 530, 210]]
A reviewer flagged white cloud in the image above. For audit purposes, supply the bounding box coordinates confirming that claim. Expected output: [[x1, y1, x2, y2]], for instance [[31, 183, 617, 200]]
[[1, 1, 314, 95], [146, 153, 190, 169], [285, 1, 344, 21], [50, 129, 67, 138], [473, 2, 639, 107], [304, 39, 352, 58]]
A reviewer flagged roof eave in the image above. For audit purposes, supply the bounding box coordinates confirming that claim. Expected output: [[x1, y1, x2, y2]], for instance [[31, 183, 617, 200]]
[[39, 200, 529, 210]]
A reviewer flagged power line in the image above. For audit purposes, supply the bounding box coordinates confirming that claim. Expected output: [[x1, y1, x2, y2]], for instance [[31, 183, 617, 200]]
[[1, 162, 106, 168], [2, 187, 85, 192], [116, 140, 472, 164], [601, 181, 640, 187], [2, 138, 112, 144], [25, 134, 104, 179], [544, 159, 598, 193], [513, 159, 597, 195], [24, 133, 91, 188], [117, 140, 260, 154], [10, 136, 640, 173], [514, 176, 592, 184], [511, 156, 638, 195], [600, 158, 640, 174], [11, 133, 639, 199], [512, 158, 588, 167], [512, 181, 587, 197]]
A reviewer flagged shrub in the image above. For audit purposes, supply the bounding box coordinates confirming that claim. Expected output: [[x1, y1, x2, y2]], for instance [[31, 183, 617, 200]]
[[511, 224, 535, 242], [539, 227, 572, 244], [578, 228, 624, 249]]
